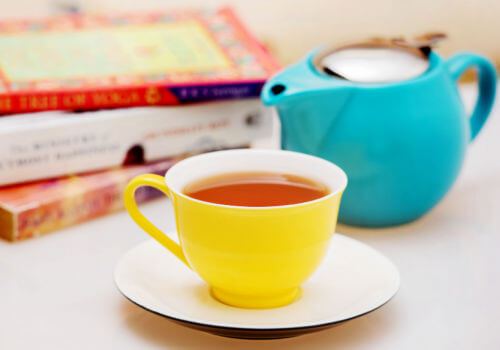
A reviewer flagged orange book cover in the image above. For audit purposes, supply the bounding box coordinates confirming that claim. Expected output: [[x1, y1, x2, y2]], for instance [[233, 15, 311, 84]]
[[0, 159, 176, 241], [0, 8, 280, 114], [0, 145, 249, 241]]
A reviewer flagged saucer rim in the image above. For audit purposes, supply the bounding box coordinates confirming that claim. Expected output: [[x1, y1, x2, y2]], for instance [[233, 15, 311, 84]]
[[117, 284, 395, 333], [114, 233, 400, 332]]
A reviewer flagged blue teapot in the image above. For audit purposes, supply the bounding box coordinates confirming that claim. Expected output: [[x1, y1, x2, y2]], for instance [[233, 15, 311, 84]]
[[261, 38, 497, 227]]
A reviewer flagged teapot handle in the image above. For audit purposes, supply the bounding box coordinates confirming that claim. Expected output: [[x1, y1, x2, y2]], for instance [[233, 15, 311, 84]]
[[446, 53, 497, 141]]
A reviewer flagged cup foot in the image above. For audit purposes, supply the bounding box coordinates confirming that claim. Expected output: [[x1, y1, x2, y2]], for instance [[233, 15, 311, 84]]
[[210, 287, 300, 309]]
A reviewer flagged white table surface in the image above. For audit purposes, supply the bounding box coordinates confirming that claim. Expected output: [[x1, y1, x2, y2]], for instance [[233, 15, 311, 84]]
[[1, 85, 499, 349]]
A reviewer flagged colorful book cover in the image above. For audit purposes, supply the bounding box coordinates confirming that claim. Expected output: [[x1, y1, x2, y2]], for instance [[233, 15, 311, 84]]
[[0, 155, 199, 241], [0, 7, 280, 114], [0, 159, 176, 241]]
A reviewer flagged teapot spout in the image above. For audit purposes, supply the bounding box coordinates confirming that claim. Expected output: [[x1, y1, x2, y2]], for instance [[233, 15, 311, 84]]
[[261, 53, 351, 107], [260, 75, 293, 106], [261, 50, 355, 155], [261, 62, 317, 106]]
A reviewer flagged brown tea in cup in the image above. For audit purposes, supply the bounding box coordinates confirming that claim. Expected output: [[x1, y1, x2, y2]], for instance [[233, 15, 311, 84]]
[[183, 171, 329, 207]]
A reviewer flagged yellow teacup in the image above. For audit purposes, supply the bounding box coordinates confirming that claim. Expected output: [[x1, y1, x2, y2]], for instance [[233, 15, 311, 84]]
[[124, 150, 347, 309]]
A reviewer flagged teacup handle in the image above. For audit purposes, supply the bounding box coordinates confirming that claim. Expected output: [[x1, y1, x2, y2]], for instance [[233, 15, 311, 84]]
[[446, 53, 497, 141], [124, 174, 190, 267]]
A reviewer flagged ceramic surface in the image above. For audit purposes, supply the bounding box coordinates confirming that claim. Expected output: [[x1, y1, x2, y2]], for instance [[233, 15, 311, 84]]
[[124, 150, 347, 308], [114, 234, 400, 339], [262, 50, 497, 226]]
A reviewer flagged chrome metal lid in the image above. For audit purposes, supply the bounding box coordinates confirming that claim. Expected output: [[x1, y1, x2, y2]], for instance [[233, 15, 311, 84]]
[[314, 33, 446, 83]]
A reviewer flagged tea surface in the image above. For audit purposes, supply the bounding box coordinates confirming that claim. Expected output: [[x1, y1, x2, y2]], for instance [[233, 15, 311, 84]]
[[183, 172, 329, 207]]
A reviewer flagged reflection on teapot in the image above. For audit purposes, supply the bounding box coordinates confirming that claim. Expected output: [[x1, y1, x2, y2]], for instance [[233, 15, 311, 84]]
[[261, 35, 497, 227]]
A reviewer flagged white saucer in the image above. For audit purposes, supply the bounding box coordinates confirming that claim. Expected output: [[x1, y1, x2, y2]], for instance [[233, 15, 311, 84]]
[[114, 233, 400, 339]]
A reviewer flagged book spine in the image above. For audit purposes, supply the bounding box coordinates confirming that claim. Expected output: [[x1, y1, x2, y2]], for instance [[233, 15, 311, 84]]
[[1, 148, 251, 241], [168, 82, 264, 103], [0, 99, 272, 185], [1, 159, 176, 241], [0, 82, 264, 114]]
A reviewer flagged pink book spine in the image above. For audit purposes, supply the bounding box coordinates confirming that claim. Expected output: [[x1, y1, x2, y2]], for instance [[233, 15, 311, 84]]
[[0, 159, 175, 241]]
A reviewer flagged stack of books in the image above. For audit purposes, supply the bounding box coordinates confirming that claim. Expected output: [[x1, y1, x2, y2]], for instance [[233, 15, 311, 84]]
[[0, 7, 280, 241]]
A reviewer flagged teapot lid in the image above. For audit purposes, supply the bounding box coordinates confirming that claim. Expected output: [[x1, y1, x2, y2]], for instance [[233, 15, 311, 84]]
[[313, 33, 446, 83]]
